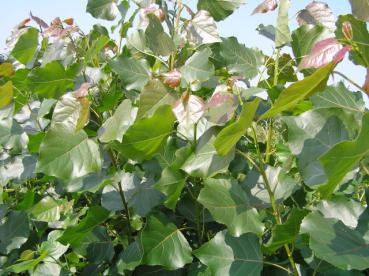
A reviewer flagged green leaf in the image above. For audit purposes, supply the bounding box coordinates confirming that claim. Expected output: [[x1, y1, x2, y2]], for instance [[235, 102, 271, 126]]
[[193, 230, 262, 276], [98, 99, 137, 143], [145, 14, 175, 56], [182, 48, 214, 89], [58, 206, 110, 247], [140, 213, 192, 269], [39, 230, 69, 262], [10, 28, 38, 65], [28, 61, 76, 99], [137, 79, 176, 119], [86, 0, 119, 20], [197, 0, 245, 21], [283, 110, 351, 187], [301, 211, 369, 270], [6, 251, 48, 273], [336, 14, 369, 67], [181, 129, 235, 178], [154, 168, 186, 210], [218, 37, 264, 79], [275, 0, 292, 48], [316, 196, 365, 228], [319, 112, 369, 197], [109, 56, 150, 91], [0, 63, 14, 77], [0, 211, 30, 254], [265, 208, 308, 253], [112, 105, 175, 162], [198, 176, 264, 237], [37, 125, 102, 181], [349, 0, 369, 21], [292, 25, 332, 67], [244, 166, 296, 207], [311, 82, 365, 113], [28, 196, 66, 222], [259, 62, 335, 120], [0, 81, 13, 109], [214, 98, 260, 156], [117, 241, 143, 272]]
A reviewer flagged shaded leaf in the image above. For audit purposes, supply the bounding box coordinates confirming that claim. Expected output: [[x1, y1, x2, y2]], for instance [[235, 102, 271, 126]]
[[275, 0, 292, 48], [349, 0, 369, 22], [193, 230, 262, 276], [198, 176, 264, 237], [140, 213, 192, 269]]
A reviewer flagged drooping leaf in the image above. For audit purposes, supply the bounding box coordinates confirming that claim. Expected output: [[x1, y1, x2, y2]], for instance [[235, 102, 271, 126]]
[[58, 206, 110, 247], [214, 98, 260, 156], [299, 38, 351, 69], [37, 125, 102, 180], [301, 211, 369, 270], [297, 1, 336, 32], [109, 56, 150, 91], [349, 0, 369, 22], [112, 105, 175, 162], [198, 176, 264, 237], [140, 213, 192, 269], [265, 208, 308, 253], [98, 99, 138, 143], [10, 28, 38, 65], [28, 61, 77, 99], [145, 14, 175, 56], [137, 79, 176, 119], [0, 81, 13, 109], [193, 230, 262, 276], [182, 48, 214, 89], [197, 0, 246, 21], [275, 0, 292, 48], [186, 10, 222, 45], [0, 211, 30, 254], [259, 62, 335, 120], [86, 0, 119, 20], [319, 112, 369, 197], [252, 0, 278, 15]]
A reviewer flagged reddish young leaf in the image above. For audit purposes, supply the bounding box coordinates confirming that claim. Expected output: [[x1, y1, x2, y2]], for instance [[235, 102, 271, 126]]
[[162, 69, 182, 88], [173, 93, 205, 126], [252, 0, 278, 15], [73, 83, 91, 98], [30, 12, 49, 29], [299, 38, 351, 69], [363, 68, 369, 95], [297, 1, 336, 32]]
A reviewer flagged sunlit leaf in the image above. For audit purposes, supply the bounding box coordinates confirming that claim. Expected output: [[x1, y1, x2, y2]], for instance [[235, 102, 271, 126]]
[[86, 0, 119, 20], [10, 27, 38, 65], [197, 0, 246, 21], [297, 1, 336, 32], [252, 0, 278, 15]]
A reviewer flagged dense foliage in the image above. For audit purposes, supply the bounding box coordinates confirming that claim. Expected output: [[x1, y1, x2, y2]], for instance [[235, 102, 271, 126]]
[[0, 0, 369, 275]]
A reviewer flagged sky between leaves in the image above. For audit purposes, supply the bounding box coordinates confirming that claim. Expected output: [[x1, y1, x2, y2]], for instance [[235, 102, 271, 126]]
[[0, 0, 367, 104]]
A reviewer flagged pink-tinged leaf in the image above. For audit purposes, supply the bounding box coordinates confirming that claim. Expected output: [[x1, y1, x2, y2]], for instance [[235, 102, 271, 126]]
[[342, 21, 353, 40], [363, 68, 369, 95], [299, 38, 351, 69], [297, 1, 336, 32], [30, 12, 49, 29], [252, 0, 279, 15], [138, 4, 165, 29], [43, 17, 79, 38], [173, 93, 205, 127], [73, 83, 90, 98], [204, 85, 238, 124], [162, 69, 182, 88]]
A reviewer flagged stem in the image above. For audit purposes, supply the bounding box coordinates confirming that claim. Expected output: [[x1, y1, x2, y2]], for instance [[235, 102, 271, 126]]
[[333, 71, 367, 95], [109, 149, 133, 243], [169, 0, 183, 70], [250, 126, 299, 276], [263, 261, 291, 274]]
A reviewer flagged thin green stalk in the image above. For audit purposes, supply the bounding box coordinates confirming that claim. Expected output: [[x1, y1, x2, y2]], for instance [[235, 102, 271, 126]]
[[250, 126, 299, 276], [109, 149, 133, 243], [333, 70, 367, 94]]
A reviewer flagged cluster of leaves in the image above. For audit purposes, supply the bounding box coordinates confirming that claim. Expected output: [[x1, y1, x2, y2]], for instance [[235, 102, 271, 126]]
[[0, 0, 369, 275]]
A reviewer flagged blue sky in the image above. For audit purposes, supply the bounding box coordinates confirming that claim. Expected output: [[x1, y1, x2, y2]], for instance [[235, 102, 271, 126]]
[[0, 0, 367, 100]]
